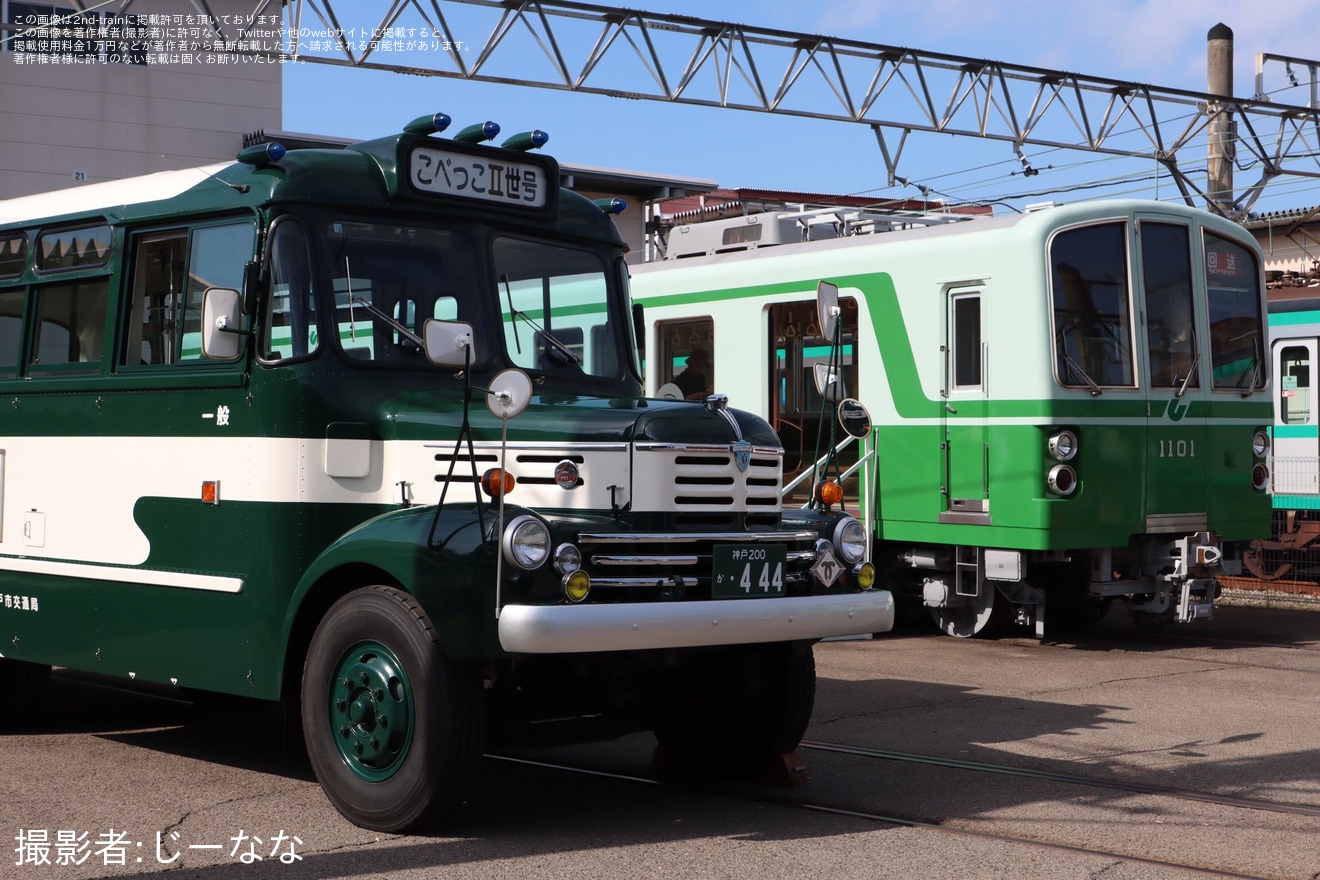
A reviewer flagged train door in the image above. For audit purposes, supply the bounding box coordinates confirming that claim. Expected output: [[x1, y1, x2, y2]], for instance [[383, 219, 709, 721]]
[[1137, 219, 1208, 525], [942, 287, 989, 520], [1272, 338, 1318, 494]]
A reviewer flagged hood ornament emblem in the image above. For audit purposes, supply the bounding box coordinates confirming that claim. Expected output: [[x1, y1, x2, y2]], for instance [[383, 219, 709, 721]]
[[732, 440, 752, 473]]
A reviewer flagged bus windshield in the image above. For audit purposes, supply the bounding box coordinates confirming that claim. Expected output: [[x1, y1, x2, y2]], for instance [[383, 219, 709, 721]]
[[308, 219, 632, 383], [493, 236, 625, 380]]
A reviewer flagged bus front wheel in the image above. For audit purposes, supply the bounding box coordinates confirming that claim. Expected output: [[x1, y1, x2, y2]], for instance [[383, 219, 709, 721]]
[[301, 586, 483, 832]]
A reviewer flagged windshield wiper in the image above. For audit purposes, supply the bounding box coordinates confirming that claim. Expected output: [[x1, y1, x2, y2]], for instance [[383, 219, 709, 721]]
[[1061, 352, 1104, 396], [348, 295, 425, 349], [1175, 328, 1200, 399], [501, 274, 581, 366]]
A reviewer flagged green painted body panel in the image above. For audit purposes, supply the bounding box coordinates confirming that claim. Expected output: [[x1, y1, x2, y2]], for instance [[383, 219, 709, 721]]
[[0, 128, 863, 705], [632, 200, 1274, 560]]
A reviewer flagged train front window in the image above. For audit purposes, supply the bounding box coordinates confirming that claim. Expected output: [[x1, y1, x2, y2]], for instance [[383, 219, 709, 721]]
[[493, 237, 627, 380], [1050, 222, 1135, 390], [1204, 232, 1265, 392], [1140, 222, 1197, 389]]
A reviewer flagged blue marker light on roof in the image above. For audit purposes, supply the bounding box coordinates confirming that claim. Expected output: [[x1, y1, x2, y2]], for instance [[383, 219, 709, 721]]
[[236, 142, 286, 167], [501, 130, 550, 152], [403, 112, 452, 135], [594, 198, 627, 215], [453, 121, 500, 144]]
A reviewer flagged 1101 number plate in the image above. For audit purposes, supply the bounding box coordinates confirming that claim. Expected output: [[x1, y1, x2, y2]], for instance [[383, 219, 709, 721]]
[[711, 544, 786, 599]]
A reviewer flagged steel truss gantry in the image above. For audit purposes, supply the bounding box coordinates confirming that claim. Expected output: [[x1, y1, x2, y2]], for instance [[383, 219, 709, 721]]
[[164, 1, 1320, 218]]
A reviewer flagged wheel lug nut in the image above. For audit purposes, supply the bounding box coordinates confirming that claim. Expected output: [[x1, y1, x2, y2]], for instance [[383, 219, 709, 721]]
[[360, 672, 370, 685], [374, 688, 385, 701]]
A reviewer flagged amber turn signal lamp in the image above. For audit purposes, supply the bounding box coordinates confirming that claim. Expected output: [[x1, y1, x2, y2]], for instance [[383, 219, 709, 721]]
[[482, 468, 516, 498]]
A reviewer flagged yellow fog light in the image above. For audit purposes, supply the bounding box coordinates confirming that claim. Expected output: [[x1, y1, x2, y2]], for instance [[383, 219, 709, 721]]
[[854, 561, 876, 590], [562, 569, 591, 603]]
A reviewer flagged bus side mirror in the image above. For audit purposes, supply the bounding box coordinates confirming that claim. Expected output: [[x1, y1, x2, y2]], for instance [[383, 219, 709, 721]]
[[201, 287, 244, 360], [242, 260, 264, 317], [424, 319, 477, 368]]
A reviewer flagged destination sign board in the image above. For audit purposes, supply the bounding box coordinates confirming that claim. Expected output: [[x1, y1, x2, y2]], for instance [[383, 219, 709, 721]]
[[409, 146, 548, 208]]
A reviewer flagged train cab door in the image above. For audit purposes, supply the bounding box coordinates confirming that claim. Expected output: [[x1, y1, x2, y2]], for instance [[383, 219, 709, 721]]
[[1137, 219, 1209, 527], [941, 287, 990, 521], [1272, 338, 1318, 494]]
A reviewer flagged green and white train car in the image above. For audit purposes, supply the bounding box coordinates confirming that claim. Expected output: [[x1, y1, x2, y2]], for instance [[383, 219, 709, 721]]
[[631, 200, 1273, 637], [0, 116, 893, 831]]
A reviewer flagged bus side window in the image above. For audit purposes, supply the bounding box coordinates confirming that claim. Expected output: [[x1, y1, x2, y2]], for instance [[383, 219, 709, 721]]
[[261, 220, 317, 362], [181, 222, 256, 362], [30, 279, 109, 372], [123, 231, 186, 366], [0, 289, 26, 377]]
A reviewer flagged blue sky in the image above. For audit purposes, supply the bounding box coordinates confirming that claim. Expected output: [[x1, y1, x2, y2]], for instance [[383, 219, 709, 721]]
[[283, 0, 1320, 214]]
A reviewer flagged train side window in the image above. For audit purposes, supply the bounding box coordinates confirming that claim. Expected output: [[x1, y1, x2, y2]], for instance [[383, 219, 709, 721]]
[[657, 317, 713, 399], [1280, 345, 1311, 425], [951, 294, 982, 389]]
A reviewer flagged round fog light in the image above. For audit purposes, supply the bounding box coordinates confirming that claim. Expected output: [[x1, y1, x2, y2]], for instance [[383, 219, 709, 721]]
[[562, 569, 591, 602], [854, 561, 876, 590]]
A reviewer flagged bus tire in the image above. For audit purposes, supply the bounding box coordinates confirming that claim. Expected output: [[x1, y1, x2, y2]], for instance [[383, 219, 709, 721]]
[[301, 585, 483, 832], [654, 641, 816, 777], [0, 659, 50, 728]]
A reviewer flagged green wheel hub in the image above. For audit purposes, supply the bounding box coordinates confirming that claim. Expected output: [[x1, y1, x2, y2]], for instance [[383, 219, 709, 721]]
[[329, 640, 415, 782]]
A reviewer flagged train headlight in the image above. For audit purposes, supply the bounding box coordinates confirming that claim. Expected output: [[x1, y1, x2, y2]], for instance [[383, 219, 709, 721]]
[[833, 517, 868, 565], [1252, 430, 1270, 459], [1252, 462, 1270, 492], [1048, 430, 1078, 462], [502, 515, 551, 570], [1047, 464, 1078, 496]]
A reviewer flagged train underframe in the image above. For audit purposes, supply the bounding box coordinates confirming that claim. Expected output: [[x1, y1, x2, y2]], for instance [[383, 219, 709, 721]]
[[888, 530, 1233, 638]]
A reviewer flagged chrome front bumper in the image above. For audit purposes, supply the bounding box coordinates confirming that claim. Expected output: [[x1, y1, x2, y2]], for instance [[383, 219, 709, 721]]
[[497, 590, 895, 654]]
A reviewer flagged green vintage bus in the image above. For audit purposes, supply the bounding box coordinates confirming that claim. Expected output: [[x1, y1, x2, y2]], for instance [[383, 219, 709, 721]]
[[0, 114, 892, 831]]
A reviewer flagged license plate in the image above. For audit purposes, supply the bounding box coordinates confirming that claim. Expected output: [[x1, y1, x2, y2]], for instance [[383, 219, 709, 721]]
[[711, 544, 787, 599]]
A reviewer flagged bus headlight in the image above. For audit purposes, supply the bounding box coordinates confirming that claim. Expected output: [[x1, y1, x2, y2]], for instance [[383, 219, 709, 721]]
[[1048, 429, 1078, 461], [502, 515, 551, 570], [553, 542, 581, 575], [1047, 464, 1078, 496], [1252, 430, 1270, 459], [833, 517, 868, 565]]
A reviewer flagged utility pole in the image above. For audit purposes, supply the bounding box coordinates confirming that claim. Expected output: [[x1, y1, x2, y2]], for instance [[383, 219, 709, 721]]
[[1207, 23, 1235, 214]]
